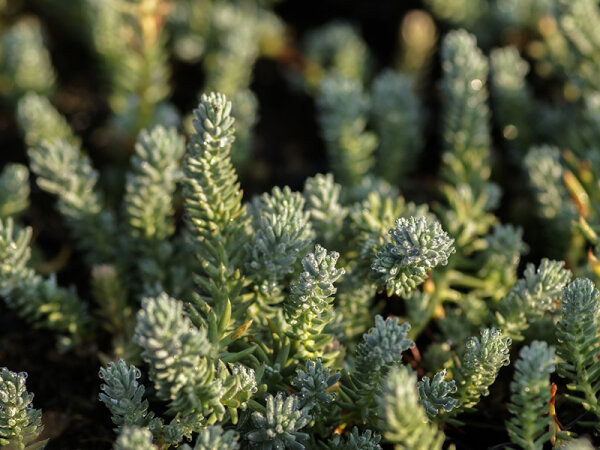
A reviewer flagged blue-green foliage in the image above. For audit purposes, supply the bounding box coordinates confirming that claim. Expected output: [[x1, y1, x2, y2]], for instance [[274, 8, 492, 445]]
[[99, 359, 161, 433], [0, 19, 55, 99], [0, 367, 46, 449], [379, 366, 445, 450], [285, 246, 344, 363], [292, 359, 340, 417], [28, 138, 118, 264], [247, 186, 314, 311], [8, 1, 600, 442], [506, 341, 555, 449], [453, 328, 511, 412], [317, 75, 378, 185], [371, 70, 423, 183], [339, 316, 415, 422], [372, 216, 455, 297], [496, 259, 572, 341], [418, 369, 457, 418], [246, 392, 312, 450], [0, 163, 29, 220], [320, 427, 381, 450], [556, 279, 600, 428], [0, 218, 89, 342]]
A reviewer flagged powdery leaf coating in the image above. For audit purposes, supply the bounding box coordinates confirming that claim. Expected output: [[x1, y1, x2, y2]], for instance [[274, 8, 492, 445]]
[[134, 293, 224, 426], [303, 173, 348, 248], [356, 316, 415, 371], [496, 258, 572, 341], [506, 341, 555, 449], [418, 369, 458, 418], [0, 367, 45, 448], [285, 245, 345, 361], [247, 186, 314, 285], [292, 359, 340, 416], [338, 315, 416, 423], [246, 392, 312, 450], [372, 216, 455, 296], [556, 278, 600, 430], [0, 217, 88, 339], [98, 359, 160, 432], [125, 126, 185, 241], [183, 91, 251, 336], [455, 328, 511, 411]]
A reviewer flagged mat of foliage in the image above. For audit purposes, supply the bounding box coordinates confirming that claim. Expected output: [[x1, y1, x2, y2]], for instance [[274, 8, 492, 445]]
[[2, 0, 600, 449]]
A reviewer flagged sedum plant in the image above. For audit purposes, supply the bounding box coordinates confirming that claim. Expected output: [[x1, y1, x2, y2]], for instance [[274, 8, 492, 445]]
[[98, 359, 161, 433], [27, 138, 118, 265], [16, 93, 79, 148], [246, 392, 311, 449], [301, 21, 369, 89], [451, 328, 511, 413], [291, 359, 339, 417], [0, 18, 55, 100], [316, 75, 377, 186], [122, 125, 186, 297], [495, 258, 572, 341], [0, 218, 89, 345], [284, 246, 344, 363], [0, 367, 46, 450], [556, 279, 600, 428], [0, 163, 29, 220], [76, 93, 478, 449], [319, 427, 381, 450], [379, 366, 445, 450], [371, 70, 423, 183], [418, 369, 457, 419], [114, 427, 156, 450], [85, 0, 176, 135], [506, 341, 555, 450], [371, 216, 455, 297], [338, 315, 415, 424], [10, 0, 600, 446], [440, 29, 492, 199]]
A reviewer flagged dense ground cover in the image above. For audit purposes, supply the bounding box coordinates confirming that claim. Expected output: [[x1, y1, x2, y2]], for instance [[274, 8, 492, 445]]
[[2, 1, 600, 448]]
